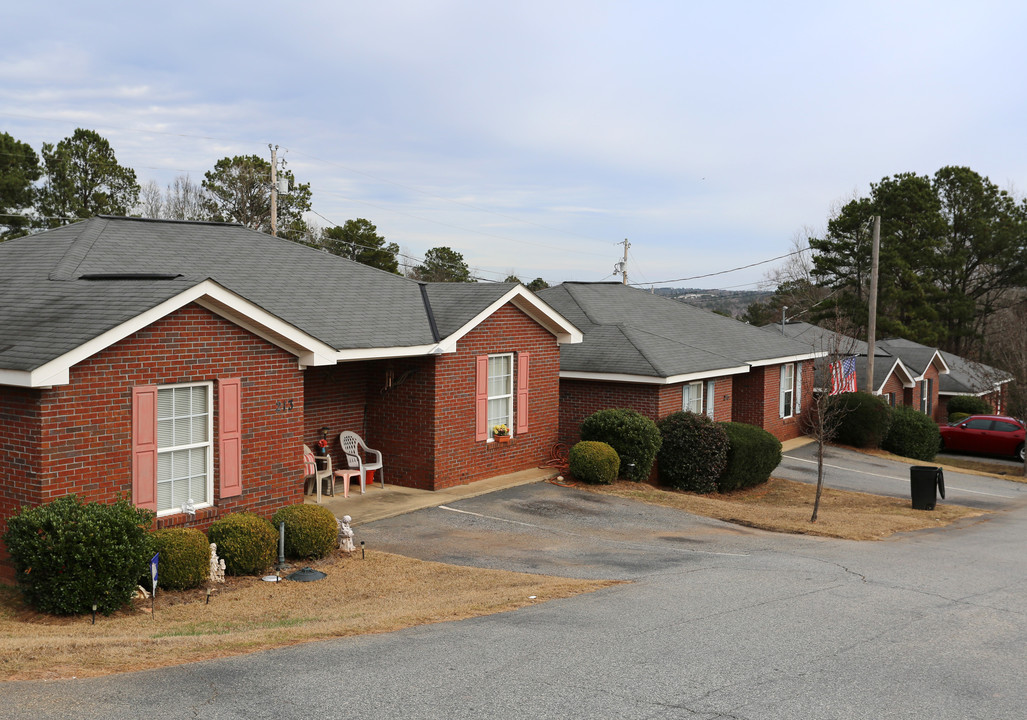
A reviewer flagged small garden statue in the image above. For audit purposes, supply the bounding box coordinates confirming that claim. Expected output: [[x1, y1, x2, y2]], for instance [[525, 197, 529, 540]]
[[209, 543, 226, 584], [338, 515, 355, 553]]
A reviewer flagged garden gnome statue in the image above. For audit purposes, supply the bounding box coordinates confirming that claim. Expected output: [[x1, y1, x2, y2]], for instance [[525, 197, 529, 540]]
[[339, 515, 355, 553], [209, 543, 226, 584]]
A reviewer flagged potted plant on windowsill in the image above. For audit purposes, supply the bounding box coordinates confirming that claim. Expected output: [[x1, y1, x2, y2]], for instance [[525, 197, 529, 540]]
[[492, 424, 511, 443]]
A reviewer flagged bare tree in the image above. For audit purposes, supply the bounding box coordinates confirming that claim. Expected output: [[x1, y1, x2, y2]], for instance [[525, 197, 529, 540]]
[[137, 180, 164, 219], [164, 175, 207, 221], [800, 320, 863, 521]]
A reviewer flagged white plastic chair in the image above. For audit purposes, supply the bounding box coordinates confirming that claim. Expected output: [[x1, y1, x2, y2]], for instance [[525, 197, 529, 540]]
[[302, 444, 334, 503], [339, 431, 384, 493]]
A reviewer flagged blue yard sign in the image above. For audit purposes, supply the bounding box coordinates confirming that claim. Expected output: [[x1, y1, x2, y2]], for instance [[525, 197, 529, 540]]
[[150, 552, 159, 596]]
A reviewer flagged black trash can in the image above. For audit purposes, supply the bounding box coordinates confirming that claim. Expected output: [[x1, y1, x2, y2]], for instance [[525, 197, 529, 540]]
[[910, 466, 945, 510]]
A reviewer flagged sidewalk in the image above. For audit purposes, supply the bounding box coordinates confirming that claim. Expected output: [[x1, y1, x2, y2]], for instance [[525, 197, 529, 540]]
[[308, 467, 558, 525]]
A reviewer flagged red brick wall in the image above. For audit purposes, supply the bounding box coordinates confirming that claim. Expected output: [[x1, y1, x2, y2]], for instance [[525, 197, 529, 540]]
[[732, 363, 811, 442], [304, 362, 371, 453], [559, 374, 740, 446], [558, 379, 662, 446], [365, 357, 437, 489], [0, 304, 305, 580], [880, 373, 906, 407], [428, 304, 561, 490]]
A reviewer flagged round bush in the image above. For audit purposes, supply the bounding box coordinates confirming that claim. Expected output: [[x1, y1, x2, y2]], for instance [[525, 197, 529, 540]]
[[568, 441, 621, 484], [832, 392, 892, 448], [946, 395, 992, 416], [271, 504, 338, 560], [883, 405, 941, 461], [149, 528, 210, 591], [580, 408, 662, 482], [2, 495, 154, 615], [717, 422, 783, 492], [207, 513, 277, 576], [656, 412, 729, 493]]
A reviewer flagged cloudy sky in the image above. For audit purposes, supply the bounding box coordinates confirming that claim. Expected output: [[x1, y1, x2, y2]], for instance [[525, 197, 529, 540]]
[[3, 1, 1024, 288]]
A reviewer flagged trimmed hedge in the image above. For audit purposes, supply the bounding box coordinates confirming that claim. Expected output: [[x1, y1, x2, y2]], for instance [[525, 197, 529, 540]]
[[271, 504, 338, 560], [2, 496, 154, 615], [832, 392, 892, 448], [568, 441, 621, 484], [717, 422, 782, 492], [656, 411, 729, 493], [149, 528, 211, 591], [580, 408, 662, 482], [883, 405, 941, 461], [207, 513, 277, 576], [946, 395, 992, 416]]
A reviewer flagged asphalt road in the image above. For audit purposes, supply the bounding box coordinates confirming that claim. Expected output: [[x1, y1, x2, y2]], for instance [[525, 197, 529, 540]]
[[5, 455, 1027, 720]]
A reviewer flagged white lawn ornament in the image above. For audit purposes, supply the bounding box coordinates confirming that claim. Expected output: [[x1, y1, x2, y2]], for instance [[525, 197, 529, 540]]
[[209, 543, 226, 584], [338, 515, 355, 553]]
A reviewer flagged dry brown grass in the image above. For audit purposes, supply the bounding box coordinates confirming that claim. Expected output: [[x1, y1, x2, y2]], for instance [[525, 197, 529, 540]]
[[580, 477, 988, 540], [0, 551, 612, 682]]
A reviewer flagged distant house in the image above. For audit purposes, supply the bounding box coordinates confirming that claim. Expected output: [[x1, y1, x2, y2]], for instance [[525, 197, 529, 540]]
[[762, 321, 918, 404], [537, 283, 823, 444], [0, 216, 581, 580], [762, 322, 1009, 421]]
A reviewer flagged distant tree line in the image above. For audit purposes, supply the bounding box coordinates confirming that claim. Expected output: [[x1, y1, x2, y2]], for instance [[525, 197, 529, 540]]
[[2, 128, 564, 287]]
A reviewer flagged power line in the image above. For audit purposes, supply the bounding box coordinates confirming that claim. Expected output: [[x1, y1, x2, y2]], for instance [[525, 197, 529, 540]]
[[635, 246, 811, 286]]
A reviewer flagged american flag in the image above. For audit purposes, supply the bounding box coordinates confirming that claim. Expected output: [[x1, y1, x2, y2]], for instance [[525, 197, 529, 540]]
[[830, 356, 858, 395]]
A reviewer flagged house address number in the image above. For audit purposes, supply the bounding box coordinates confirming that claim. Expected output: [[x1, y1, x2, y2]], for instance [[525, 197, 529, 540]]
[[274, 399, 295, 412]]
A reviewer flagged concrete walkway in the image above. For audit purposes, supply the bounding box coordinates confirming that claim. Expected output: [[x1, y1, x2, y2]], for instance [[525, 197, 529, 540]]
[[306, 467, 558, 525]]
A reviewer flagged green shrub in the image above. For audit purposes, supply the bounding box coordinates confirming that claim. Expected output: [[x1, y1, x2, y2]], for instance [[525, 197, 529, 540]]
[[946, 395, 992, 416], [948, 411, 971, 424], [271, 504, 338, 560], [579, 408, 662, 481], [207, 513, 277, 576], [883, 405, 941, 461], [717, 422, 782, 492], [832, 392, 892, 448], [2, 495, 154, 615], [656, 411, 729, 493], [149, 528, 210, 591], [568, 441, 621, 484]]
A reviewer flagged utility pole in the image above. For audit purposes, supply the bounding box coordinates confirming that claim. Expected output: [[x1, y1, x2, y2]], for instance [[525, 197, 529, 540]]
[[617, 238, 630, 285], [269, 144, 279, 237], [866, 215, 881, 392]]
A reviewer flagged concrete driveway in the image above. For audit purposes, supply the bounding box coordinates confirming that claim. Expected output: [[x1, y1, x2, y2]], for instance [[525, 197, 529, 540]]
[[6, 470, 1027, 720]]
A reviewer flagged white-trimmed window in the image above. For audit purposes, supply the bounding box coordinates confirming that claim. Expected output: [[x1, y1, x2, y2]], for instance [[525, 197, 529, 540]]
[[779, 363, 796, 418], [487, 354, 513, 437], [919, 378, 934, 415], [705, 380, 716, 419], [156, 383, 213, 514], [682, 381, 703, 414]]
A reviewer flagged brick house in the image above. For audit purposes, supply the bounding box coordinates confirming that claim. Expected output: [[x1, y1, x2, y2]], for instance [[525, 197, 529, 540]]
[[763, 322, 1009, 422], [0, 217, 580, 579], [763, 321, 919, 405], [536, 283, 823, 444]]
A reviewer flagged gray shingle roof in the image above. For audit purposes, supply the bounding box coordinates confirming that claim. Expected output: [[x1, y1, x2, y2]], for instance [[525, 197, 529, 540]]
[[0, 217, 535, 373], [537, 282, 820, 378]]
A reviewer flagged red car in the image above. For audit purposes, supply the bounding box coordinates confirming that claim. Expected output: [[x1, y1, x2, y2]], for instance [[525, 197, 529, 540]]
[[939, 415, 1025, 462]]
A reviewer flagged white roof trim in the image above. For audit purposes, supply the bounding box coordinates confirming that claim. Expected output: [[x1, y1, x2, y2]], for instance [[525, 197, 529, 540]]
[[9, 280, 337, 388], [873, 357, 917, 393], [747, 351, 826, 367], [440, 286, 583, 348], [561, 365, 751, 385], [334, 344, 444, 362]]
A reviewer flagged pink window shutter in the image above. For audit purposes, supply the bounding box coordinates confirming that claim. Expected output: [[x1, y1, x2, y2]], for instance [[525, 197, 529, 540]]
[[516, 352, 531, 433], [131, 385, 158, 511], [475, 355, 489, 441], [219, 378, 243, 498]]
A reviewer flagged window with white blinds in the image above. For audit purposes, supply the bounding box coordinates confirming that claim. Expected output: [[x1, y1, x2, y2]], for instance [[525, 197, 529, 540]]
[[156, 383, 212, 513]]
